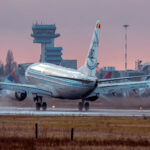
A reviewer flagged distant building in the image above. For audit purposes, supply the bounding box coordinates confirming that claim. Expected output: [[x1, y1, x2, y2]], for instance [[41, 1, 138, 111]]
[[101, 66, 115, 72], [97, 66, 120, 79], [135, 59, 143, 70], [61, 60, 77, 69], [120, 70, 145, 81], [141, 62, 150, 73]]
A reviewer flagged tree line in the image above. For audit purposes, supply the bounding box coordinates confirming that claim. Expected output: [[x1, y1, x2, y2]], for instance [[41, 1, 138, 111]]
[[0, 50, 17, 76]]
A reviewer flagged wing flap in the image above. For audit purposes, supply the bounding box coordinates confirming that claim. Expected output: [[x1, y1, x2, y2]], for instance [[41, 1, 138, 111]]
[[98, 75, 149, 83], [98, 80, 150, 91]]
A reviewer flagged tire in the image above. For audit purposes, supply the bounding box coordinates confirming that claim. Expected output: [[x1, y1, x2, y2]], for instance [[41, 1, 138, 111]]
[[84, 102, 89, 111], [36, 102, 41, 111], [78, 102, 83, 111], [42, 102, 47, 111]]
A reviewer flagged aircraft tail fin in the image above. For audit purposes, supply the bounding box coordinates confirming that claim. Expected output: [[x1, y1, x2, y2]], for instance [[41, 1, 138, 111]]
[[104, 72, 112, 79], [6, 72, 20, 83], [78, 20, 101, 77]]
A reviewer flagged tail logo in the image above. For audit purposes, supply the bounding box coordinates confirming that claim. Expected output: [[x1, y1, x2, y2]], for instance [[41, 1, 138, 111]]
[[87, 61, 97, 70], [87, 49, 97, 70], [89, 49, 94, 59], [97, 24, 101, 29], [87, 28, 99, 70]]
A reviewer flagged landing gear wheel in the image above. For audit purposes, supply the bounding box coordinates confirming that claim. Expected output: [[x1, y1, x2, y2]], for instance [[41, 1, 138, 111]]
[[84, 102, 89, 111], [42, 102, 47, 111], [36, 102, 41, 111], [78, 102, 83, 111]]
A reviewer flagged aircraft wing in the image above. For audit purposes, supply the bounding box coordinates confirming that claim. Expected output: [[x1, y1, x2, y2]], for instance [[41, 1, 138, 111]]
[[98, 80, 150, 93], [98, 75, 149, 83], [0, 82, 51, 98]]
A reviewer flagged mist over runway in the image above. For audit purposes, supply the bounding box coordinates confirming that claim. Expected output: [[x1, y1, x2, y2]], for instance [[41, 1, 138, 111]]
[[0, 97, 150, 116], [0, 106, 149, 117]]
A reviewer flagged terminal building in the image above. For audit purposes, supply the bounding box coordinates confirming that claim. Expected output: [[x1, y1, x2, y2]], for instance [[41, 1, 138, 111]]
[[96, 66, 120, 79], [61, 60, 77, 69]]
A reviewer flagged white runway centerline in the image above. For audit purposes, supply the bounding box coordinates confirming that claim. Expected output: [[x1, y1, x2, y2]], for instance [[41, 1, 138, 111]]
[[0, 107, 149, 117]]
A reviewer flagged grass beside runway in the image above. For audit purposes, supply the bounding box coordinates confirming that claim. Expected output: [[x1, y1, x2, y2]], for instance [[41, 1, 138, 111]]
[[0, 116, 150, 149]]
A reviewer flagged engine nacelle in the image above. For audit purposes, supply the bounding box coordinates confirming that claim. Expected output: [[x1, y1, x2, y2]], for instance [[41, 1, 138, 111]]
[[86, 95, 98, 101], [15, 92, 27, 101]]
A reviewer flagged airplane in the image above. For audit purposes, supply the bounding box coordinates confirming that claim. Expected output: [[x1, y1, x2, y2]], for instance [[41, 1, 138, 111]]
[[104, 72, 112, 79], [0, 20, 150, 111], [0, 72, 26, 99]]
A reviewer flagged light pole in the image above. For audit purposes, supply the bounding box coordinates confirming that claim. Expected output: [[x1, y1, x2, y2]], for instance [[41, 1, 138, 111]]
[[123, 24, 129, 73]]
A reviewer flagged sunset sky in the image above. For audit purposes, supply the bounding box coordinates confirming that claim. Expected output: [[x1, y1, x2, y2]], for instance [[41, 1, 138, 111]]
[[0, 0, 150, 70]]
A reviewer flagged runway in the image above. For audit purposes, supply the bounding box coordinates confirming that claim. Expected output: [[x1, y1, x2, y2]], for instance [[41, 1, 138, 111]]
[[0, 106, 149, 116]]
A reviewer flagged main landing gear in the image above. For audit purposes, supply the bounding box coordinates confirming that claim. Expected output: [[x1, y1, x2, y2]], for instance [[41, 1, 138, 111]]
[[78, 99, 89, 111], [34, 96, 47, 111]]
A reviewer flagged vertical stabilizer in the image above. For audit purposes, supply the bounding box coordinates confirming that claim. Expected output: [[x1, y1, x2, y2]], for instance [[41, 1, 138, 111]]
[[79, 20, 101, 77], [104, 72, 112, 79]]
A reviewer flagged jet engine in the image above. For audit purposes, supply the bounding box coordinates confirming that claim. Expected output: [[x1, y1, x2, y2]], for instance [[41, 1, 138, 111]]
[[15, 92, 27, 101], [86, 95, 98, 101]]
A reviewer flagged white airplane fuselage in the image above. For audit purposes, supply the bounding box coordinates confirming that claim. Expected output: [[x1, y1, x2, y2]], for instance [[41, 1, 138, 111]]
[[25, 63, 97, 99]]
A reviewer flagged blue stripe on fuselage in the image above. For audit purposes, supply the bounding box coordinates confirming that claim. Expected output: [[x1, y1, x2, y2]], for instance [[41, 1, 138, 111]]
[[26, 70, 95, 89]]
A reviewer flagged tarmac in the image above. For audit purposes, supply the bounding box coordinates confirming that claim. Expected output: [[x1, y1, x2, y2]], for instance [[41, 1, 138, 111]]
[[0, 106, 149, 117]]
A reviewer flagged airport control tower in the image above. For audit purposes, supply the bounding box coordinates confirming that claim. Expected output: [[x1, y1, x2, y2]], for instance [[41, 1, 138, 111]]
[[31, 23, 62, 65]]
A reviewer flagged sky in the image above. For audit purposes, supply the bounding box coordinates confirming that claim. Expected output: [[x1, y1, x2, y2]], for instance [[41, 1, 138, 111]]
[[0, 0, 150, 70]]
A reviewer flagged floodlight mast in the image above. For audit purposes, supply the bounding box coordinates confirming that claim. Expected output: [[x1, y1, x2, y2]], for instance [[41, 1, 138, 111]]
[[123, 24, 129, 74]]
